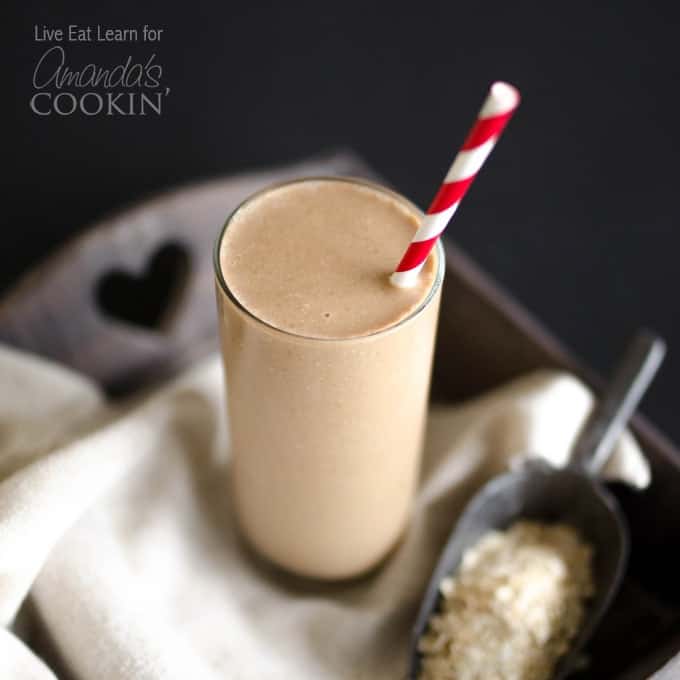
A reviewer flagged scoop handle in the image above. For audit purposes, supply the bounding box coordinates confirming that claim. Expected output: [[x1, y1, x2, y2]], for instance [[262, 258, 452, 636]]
[[571, 331, 666, 475]]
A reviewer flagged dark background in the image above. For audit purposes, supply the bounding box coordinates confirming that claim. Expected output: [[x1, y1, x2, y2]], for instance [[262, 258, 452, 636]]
[[8, 2, 679, 442]]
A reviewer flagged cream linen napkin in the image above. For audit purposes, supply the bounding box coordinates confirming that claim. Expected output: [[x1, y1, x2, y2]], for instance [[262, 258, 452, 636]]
[[0, 344, 649, 680]]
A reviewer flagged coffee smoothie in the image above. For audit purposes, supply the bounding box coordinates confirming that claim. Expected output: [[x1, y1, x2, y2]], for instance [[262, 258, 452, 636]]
[[215, 178, 444, 580]]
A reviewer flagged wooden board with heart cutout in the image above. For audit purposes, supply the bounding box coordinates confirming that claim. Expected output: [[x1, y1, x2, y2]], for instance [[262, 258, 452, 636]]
[[0, 152, 369, 394]]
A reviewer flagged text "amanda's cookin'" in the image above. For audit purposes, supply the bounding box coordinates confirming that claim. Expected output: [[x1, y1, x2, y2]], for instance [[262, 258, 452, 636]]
[[30, 25, 170, 118]]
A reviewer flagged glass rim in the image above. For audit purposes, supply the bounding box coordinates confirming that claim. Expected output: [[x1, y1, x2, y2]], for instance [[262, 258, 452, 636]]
[[213, 176, 446, 343]]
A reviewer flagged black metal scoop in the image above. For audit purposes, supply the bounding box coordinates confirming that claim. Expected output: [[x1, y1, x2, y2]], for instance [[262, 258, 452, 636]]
[[409, 331, 666, 680]]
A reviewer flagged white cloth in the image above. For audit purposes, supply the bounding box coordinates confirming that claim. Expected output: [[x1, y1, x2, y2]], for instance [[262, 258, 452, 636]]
[[0, 344, 649, 680]]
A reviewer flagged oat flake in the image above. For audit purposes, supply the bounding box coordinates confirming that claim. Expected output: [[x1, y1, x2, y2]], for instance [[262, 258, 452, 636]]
[[418, 521, 594, 680]]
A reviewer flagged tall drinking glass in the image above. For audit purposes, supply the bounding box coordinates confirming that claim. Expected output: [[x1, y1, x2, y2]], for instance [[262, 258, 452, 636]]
[[214, 177, 444, 580]]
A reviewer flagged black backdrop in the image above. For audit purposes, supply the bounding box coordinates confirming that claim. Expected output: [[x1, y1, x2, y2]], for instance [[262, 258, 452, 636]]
[[9, 2, 680, 443]]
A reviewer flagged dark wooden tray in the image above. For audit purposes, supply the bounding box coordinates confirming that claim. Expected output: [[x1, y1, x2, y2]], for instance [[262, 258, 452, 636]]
[[0, 151, 678, 678]]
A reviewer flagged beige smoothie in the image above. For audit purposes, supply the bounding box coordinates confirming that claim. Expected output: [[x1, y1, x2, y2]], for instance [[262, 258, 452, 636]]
[[215, 177, 444, 580]]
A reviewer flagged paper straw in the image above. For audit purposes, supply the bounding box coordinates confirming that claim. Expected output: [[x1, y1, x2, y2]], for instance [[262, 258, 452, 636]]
[[390, 81, 520, 288]]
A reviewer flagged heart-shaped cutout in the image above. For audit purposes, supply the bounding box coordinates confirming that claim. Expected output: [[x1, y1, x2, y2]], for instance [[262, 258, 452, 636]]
[[96, 242, 190, 332]]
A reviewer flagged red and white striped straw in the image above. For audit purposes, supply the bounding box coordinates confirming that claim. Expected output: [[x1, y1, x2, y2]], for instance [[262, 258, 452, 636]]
[[390, 81, 520, 288]]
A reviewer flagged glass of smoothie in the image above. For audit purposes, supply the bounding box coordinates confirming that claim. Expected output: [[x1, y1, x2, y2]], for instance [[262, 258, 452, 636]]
[[214, 177, 445, 580]]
